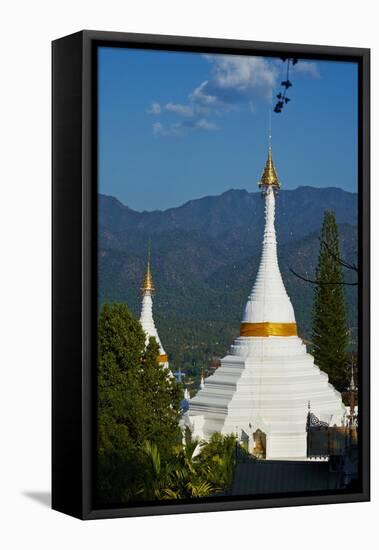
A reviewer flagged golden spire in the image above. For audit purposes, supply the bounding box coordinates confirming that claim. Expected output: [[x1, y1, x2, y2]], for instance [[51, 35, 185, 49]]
[[258, 114, 280, 190], [258, 145, 281, 189], [141, 244, 155, 294]]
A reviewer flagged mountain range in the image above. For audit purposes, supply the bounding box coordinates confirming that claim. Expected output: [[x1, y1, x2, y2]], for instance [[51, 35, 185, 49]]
[[98, 186, 358, 372]]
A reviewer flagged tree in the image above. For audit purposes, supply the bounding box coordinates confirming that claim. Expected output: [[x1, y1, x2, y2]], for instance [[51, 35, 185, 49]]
[[141, 434, 237, 500], [97, 304, 237, 504], [196, 433, 237, 488], [141, 440, 216, 500], [140, 336, 182, 462], [97, 303, 182, 504], [312, 211, 349, 391], [290, 236, 357, 286]]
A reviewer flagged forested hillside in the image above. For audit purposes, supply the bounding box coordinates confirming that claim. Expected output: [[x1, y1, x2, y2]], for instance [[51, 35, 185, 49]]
[[98, 187, 358, 374]]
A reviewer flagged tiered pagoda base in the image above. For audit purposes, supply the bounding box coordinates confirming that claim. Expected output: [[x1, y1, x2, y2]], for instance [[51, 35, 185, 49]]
[[187, 335, 345, 460]]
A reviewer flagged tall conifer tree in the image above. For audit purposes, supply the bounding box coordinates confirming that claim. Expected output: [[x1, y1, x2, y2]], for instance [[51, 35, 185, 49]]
[[312, 211, 348, 392]]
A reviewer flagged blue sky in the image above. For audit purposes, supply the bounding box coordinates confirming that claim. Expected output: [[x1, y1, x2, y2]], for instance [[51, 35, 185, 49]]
[[98, 47, 358, 211]]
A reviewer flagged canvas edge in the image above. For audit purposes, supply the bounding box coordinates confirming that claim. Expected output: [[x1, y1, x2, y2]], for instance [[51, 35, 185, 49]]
[[52, 30, 370, 520]]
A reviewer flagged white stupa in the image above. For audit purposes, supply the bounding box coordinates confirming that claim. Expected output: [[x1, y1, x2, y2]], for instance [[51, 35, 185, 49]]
[[186, 141, 346, 460], [139, 250, 172, 375]]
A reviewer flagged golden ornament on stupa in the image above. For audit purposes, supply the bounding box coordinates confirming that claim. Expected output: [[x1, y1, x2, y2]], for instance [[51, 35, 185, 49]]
[[141, 258, 155, 294], [258, 146, 281, 189]]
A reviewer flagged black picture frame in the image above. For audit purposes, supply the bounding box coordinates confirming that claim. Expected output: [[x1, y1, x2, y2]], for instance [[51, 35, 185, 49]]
[[52, 30, 370, 520]]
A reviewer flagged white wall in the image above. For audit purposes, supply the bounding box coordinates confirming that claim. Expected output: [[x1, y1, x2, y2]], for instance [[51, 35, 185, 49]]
[[0, 1, 376, 549]]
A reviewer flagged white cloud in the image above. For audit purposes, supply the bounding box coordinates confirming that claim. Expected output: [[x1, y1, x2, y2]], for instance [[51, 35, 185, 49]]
[[147, 102, 161, 115], [294, 61, 320, 78], [148, 54, 320, 136], [152, 118, 217, 137], [152, 122, 166, 135], [149, 101, 196, 118], [164, 102, 194, 117], [149, 56, 277, 136], [211, 55, 278, 95], [202, 55, 279, 104], [195, 119, 218, 131], [190, 81, 219, 106], [152, 121, 185, 137]]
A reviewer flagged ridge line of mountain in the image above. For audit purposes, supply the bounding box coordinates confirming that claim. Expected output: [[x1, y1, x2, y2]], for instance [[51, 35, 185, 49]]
[[99, 185, 357, 215]]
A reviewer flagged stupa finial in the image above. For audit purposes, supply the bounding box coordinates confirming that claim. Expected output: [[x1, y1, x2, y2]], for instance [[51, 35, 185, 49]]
[[269, 108, 272, 151], [141, 242, 155, 294], [259, 120, 280, 191]]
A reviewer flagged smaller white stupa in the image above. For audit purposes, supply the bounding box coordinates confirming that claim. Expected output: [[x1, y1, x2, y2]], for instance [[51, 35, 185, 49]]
[[139, 249, 172, 375]]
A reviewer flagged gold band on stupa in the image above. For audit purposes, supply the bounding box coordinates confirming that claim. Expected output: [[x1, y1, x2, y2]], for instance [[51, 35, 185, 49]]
[[240, 322, 297, 337], [157, 354, 168, 363]]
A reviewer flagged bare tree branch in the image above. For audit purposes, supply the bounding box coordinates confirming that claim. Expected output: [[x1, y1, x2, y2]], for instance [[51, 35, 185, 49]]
[[289, 235, 358, 286], [289, 268, 358, 286], [319, 238, 358, 273]]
